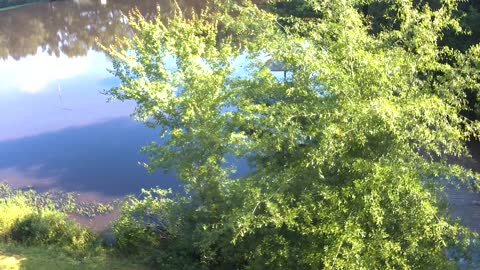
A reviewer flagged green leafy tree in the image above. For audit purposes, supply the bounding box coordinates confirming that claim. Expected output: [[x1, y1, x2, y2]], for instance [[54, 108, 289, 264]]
[[105, 0, 480, 268]]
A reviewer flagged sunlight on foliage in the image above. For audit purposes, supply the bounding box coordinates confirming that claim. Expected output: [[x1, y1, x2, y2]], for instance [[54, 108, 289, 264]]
[[105, 0, 480, 268], [0, 255, 22, 270]]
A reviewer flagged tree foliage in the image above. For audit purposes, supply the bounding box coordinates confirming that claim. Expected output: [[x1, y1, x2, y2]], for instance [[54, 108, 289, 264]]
[[105, 0, 480, 268]]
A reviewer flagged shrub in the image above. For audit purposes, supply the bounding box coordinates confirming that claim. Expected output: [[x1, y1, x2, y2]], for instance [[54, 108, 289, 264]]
[[10, 211, 97, 255], [0, 196, 33, 239], [113, 188, 172, 257], [112, 188, 224, 269], [0, 183, 99, 256]]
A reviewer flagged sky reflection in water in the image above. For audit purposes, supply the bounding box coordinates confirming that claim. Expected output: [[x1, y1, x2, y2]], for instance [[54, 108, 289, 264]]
[[0, 50, 131, 141], [0, 0, 256, 205], [0, 1, 186, 201]]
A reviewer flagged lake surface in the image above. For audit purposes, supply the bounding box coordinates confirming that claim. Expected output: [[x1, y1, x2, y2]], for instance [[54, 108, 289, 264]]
[[0, 0, 204, 204]]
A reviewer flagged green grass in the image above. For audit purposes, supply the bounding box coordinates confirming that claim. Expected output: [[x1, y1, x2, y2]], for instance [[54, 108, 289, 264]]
[[0, 183, 151, 269], [0, 242, 148, 270]]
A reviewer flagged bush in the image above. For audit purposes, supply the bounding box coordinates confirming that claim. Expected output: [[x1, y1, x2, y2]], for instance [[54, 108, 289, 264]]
[[10, 211, 97, 255], [112, 188, 225, 269], [0, 189, 35, 238], [0, 183, 100, 256], [113, 188, 172, 257]]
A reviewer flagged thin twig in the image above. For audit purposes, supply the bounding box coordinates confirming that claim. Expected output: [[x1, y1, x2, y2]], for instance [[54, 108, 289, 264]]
[[330, 211, 352, 270]]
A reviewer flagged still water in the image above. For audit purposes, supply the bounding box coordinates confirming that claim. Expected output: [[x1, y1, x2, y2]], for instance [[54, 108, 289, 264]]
[[0, 0, 202, 203]]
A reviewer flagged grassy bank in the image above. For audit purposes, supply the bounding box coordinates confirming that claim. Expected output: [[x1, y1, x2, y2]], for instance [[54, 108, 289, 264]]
[[0, 183, 150, 269], [0, 243, 147, 270]]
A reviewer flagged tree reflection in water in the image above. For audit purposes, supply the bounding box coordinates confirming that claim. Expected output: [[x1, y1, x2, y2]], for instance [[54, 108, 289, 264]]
[[0, 0, 204, 60]]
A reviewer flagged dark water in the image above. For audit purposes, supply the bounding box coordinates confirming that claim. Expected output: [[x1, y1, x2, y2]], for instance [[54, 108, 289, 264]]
[[0, 0, 203, 203]]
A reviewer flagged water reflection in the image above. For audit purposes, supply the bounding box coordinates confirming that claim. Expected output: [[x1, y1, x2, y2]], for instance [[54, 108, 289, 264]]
[[0, 50, 126, 141], [0, 0, 251, 208], [0, 50, 104, 94], [0, 0, 206, 201], [0, 117, 180, 197], [0, 0, 203, 60]]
